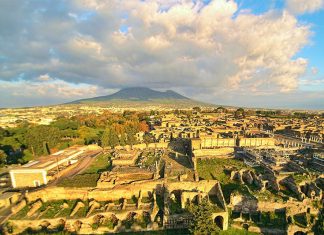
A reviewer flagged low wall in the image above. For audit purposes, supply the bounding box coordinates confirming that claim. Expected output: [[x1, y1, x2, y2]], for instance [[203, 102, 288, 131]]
[[25, 180, 221, 203], [114, 142, 169, 151], [193, 147, 234, 157]]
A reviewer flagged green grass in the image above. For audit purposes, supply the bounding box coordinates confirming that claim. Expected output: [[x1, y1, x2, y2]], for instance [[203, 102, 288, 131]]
[[71, 200, 89, 218], [292, 174, 310, 184], [56, 200, 76, 217], [127, 196, 138, 204], [57, 173, 99, 187], [11, 200, 78, 220], [219, 228, 259, 235], [197, 158, 285, 203], [19, 230, 71, 235], [11, 204, 30, 219], [57, 154, 111, 188], [197, 158, 247, 183], [169, 199, 182, 214], [39, 201, 65, 219], [83, 153, 112, 174], [142, 152, 160, 167]]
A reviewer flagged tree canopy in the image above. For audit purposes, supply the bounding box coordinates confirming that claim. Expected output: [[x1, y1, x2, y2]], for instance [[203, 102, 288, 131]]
[[187, 198, 220, 235], [25, 125, 61, 156]]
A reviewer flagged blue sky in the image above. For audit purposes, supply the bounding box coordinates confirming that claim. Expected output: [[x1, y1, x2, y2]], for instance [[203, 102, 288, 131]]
[[0, 0, 323, 109]]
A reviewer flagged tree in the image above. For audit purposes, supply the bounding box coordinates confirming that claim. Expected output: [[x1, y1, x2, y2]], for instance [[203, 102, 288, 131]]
[[139, 121, 149, 132], [193, 107, 201, 113], [101, 127, 119, 148], [0, 127, 8, 140], [0, 150, 7, 166], [51, 118, 79, 130], [77, 126, 99, 145], [234, 108, 245, 118], [187, 198, 220, 235], [119, 133, 127, 146], [313, 209, 324, 235], [25, 125, 61, 156], [216, 106, 227, 113], [143, 133, 155, 146]]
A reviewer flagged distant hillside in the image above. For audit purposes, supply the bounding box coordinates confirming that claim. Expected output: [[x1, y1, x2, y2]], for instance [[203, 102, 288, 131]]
[[69, 87, 191, 103]]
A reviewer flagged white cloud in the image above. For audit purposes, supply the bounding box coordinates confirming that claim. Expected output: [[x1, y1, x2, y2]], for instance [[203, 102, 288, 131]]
[[0, 0, 320, 108], [286, 0, 324, 14], [0, 76, 107, 100]]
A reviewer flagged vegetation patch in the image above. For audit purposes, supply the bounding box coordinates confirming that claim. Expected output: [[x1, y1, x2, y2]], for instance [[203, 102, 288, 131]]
[[57, 173, 99, 187], [82, 153, 112, 174], [198, 158, 284, 203], [141, 196, 152, 203], [11, 204, 30, 220], [220, 228, 259, 235]]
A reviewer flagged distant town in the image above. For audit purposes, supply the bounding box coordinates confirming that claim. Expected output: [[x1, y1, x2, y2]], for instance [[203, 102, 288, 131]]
[[0, 98, 323, 235]]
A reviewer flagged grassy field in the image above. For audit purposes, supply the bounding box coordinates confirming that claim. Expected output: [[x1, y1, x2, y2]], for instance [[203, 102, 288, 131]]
[[57, 153, 111, 187], [11, 200, 78, 220], [83, 153, 112, 174], [57, 173, 99, 187], [197, 158, 283, 203], [220, 228, 259, 235], [197, 158, 247, 183]]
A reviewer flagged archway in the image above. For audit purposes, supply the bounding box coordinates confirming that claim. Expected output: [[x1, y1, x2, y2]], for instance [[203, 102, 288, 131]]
[[294, 232, 306, 235], [243, 223, 249, 230], [214, 216, 224, 230]]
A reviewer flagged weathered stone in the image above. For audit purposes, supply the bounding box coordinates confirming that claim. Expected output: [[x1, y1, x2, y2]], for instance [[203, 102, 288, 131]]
[[27, 200, 42, 217], [70, 201, 85, 217]]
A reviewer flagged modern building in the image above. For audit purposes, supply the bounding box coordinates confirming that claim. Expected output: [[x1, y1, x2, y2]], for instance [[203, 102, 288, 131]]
[[9, 145, 102, 188]]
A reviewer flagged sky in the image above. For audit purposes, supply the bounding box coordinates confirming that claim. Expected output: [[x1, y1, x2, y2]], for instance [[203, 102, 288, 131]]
[[0, 0, 323, 109]]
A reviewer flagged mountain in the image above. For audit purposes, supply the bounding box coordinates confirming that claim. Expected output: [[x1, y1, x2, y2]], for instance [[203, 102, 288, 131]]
[[69, 87, 191, 103]]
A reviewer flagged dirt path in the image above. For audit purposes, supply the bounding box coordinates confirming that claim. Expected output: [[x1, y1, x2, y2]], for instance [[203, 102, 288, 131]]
[[51, 154, 98, 186], [64, 156, 94, 178]]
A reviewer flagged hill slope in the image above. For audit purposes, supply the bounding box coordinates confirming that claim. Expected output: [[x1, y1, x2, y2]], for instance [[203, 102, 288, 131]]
[[70, 87, 190, 103]]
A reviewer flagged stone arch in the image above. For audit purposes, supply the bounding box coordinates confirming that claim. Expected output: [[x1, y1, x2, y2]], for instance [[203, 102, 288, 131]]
[[294, 232, 306, 235], [265, 182, 269, 188], [214, 215, 224, 230], [243, 223, 249, 230]]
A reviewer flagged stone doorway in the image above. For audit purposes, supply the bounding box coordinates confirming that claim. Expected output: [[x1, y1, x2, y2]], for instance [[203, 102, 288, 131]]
[[214, 215, 224, 230]]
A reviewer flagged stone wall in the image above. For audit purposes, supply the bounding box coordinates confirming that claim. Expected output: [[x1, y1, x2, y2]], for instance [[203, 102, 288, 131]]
[[191, 137, 275, 151], [25, 180, 223, 204], [238, 138, 275, 147], [114, 142, 169, 151], [193, 147, 234, 157]]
